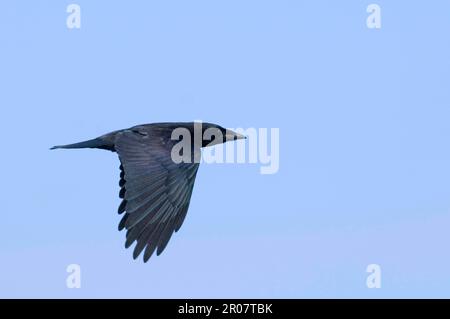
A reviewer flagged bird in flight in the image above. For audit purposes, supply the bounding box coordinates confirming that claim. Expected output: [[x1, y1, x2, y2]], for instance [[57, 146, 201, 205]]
[[51, 122, 246, 262]]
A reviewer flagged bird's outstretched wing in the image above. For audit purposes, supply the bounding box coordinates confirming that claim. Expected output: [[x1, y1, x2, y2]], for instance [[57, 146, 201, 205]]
[[115, 129, 199, 262]]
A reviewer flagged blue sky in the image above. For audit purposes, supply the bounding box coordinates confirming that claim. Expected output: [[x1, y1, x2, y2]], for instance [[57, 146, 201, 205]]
[[1, 1, 450, 298]]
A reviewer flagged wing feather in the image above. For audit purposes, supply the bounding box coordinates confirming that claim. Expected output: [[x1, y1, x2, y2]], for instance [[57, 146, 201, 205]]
[[115, 130, 199, 262]]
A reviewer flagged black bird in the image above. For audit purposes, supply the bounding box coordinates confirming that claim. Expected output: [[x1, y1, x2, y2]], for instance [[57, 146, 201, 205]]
[[51, 122, 246, 262]]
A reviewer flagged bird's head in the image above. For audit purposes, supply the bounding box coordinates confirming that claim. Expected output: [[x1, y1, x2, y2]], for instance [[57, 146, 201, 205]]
[[201, 123, 247, 147]]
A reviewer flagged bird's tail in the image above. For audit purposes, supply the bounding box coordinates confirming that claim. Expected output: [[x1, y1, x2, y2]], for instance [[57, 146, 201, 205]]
[[50, 137, 113, 151]]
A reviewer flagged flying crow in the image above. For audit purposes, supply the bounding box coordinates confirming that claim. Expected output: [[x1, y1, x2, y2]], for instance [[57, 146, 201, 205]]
[[51, 122, 246, 262]]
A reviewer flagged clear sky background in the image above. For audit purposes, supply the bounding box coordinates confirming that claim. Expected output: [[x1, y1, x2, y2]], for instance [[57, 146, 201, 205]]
[[1, 1, 450, 298]]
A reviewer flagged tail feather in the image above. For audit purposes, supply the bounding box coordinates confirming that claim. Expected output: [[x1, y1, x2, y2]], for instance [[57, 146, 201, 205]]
[[50, 138, 114, 151]]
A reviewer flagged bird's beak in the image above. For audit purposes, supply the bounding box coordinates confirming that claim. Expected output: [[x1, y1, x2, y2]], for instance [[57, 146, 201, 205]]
[[225, 130, 247, 141]]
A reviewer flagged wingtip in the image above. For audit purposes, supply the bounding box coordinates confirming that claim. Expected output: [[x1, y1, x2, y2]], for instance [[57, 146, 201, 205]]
[[132, 251, 139, 260], [143, 254, 151, 263], [125, 238, 134, 249]]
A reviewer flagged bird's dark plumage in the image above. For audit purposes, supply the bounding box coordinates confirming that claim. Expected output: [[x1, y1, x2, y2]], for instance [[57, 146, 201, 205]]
[[51, 122, 245, 262]]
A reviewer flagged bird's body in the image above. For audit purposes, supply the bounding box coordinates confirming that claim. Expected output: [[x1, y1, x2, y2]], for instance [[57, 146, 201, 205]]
[[52, 122, 245, 262]]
